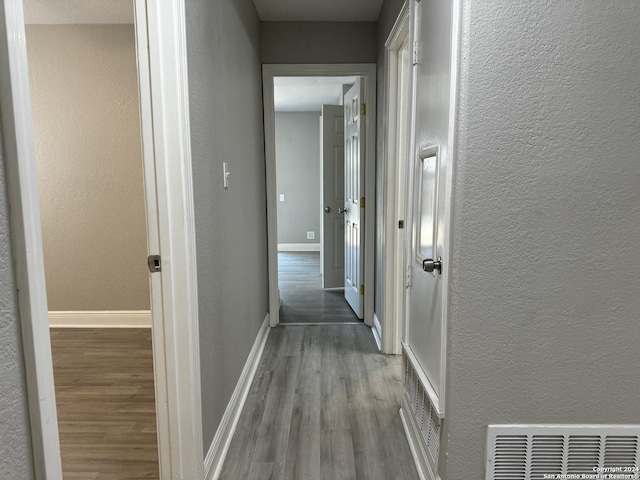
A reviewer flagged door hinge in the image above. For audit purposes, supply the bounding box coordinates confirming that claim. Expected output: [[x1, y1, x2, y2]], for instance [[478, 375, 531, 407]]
[[147, 255, 161, 273], [360, 284, 365, 295], [360, 103, 366, 115], [405, 265, 412, 288], [360, 196, 366, 208], [398, 220, 405, 229], [412, 41, 419, 65]]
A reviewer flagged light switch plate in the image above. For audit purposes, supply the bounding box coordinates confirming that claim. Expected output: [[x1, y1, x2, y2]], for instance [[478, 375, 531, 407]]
[[223, 162, 230, 189], [307, 231, 315, 240], [279, 194, 285, 202]]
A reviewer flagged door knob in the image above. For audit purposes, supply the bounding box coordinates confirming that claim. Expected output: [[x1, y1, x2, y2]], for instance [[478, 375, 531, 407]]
[[324, 206, 331, 213], [338, 208, 348, 214], [422, 257, 443, 274]]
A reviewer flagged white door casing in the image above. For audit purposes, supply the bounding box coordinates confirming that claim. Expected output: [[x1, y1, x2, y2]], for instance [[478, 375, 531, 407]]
[[263, 64, 376, 327], [321, 104, 345, 289], [343, 79, 366, 319], [382, 1, 411, 354], [139, 0, 204, 476], [0, 1, 62, 476]]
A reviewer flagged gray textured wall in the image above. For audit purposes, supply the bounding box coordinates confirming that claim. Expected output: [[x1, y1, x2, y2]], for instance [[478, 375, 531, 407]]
[[0, 136, 35, 478], [374, 0, 406, 327], [185, 0, 269, 453], [443, 1, 640, 478], [260, 21, 377, 64], [275, 112, 321, 245]]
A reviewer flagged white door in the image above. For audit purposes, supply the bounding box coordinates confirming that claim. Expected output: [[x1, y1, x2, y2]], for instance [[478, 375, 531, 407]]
[[321, 104, 345, 288], [344, 79, 366, 319], [406, 146, 446, 402]]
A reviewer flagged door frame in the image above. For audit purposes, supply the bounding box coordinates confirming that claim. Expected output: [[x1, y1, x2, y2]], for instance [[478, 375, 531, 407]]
[[263, 64, 377, 327], [381, 1, 411, 354], [1, 0, 204, 478]]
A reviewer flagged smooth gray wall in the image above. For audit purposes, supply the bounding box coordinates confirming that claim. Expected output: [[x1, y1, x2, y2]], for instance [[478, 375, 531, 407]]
[[443, 1, 640, 478], [374, 0, 405, 324], [261, 21, 377, 64], [275, 112, 321, 244], [185, 0, 269, 453], [0, 135, 35, 478]]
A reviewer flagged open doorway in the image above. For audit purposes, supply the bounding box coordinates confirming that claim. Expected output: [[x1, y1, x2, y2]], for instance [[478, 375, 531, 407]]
[[273, 76, 361, 324], [263, 64, 377, 328], [5, 0, 202, 476], [23, 2, 158, 477]]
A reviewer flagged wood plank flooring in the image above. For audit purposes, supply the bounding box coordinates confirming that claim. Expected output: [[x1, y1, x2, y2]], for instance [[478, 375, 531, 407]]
[[279, 252, 360, 324], [50, 328, 159, 480], [220, 324, 418, 480]]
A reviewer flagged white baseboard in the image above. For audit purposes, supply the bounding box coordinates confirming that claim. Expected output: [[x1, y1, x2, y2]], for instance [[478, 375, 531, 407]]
[[400, 397, 439, 480], [372, 313, 382, 351], [204, 313, 271, 480], [48, 310, 152, 328], [277, 243, 321, 252]]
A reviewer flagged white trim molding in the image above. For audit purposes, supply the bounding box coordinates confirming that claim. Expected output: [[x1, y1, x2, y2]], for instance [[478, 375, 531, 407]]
[[277, 243, 321, 252], [48, 311, 152, 328], [263, 64, 377, 328], [204, 314, 271, 480], [381, 2, 411, 355], [372, 313, 383, 351], [0, 1, 63, 476], [143, 0, 205, 477]]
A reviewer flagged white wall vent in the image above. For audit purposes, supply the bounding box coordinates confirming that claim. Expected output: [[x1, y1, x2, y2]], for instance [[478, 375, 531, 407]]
[[486, 425, 640, 480], [403, 348, 441, 473]]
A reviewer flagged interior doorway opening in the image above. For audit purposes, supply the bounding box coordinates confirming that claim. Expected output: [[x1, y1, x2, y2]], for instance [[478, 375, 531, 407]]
[[23, 2, 160, 477], [8, 0, 204, 478], [273, 75, 361, 325], [264, 65, 377, 328]]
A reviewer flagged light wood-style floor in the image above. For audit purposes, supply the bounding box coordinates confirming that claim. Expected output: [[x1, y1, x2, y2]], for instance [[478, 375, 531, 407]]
[[50, 328, 159, 480], [220, 324, 418, 480], [279, 252, 360, 324]]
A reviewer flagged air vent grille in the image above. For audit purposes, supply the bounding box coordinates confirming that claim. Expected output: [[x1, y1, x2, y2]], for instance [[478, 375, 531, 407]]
[[487, 426, 640, 480], [403, 351, 441, 473]]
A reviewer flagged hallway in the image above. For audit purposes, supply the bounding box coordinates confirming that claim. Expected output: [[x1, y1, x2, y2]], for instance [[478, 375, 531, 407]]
[[278, 252, 360, 324], [219, 324, 418, 479]]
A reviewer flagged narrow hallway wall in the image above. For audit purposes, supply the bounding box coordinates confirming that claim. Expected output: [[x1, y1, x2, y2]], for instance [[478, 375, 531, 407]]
[[444, 1, 640, 477], [185, 0, 269, 454]]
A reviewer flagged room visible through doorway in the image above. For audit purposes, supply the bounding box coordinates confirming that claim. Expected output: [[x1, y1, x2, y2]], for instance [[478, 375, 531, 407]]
[[273, 76, 361, 325]]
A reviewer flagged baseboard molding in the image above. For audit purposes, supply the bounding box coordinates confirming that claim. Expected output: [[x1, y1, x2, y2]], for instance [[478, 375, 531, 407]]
[[400, 398, 439, 480], [372, 313, 382, 351], [204, 313, 271, 480], [277, 243, 321, 252], [48, 311, 152, 328]]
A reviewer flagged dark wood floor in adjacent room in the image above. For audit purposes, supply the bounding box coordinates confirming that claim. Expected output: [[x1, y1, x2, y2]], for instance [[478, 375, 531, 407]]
[[50, 328, 159, 480], [278, 252, 360, 324], [219, 324, 418, 480]]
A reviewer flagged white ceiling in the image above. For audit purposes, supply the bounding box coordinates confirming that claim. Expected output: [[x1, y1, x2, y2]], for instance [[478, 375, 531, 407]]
[[253, 0, 384, 22], [23, 0, 134, 24], [274, 76, 357, 112]]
